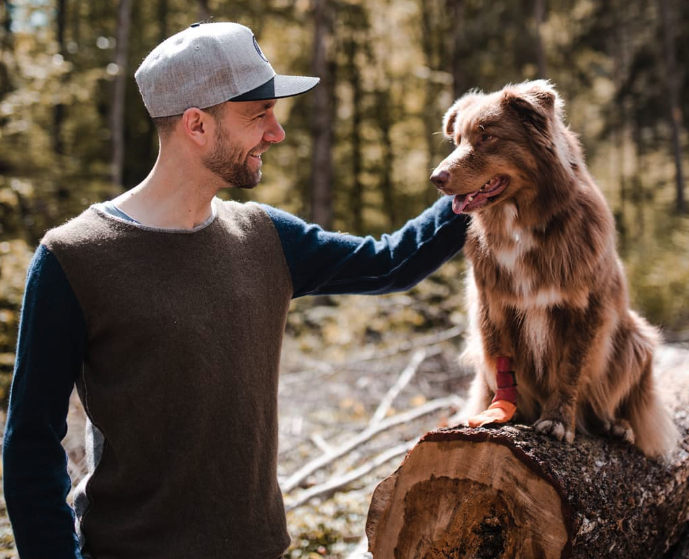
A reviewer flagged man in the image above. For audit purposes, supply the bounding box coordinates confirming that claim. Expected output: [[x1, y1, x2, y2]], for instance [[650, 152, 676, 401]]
[[3, 22, 468, 559]]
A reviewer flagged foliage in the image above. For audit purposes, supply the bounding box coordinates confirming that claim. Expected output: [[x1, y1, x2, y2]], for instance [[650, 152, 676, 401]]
[[285, 494, 368, 558]]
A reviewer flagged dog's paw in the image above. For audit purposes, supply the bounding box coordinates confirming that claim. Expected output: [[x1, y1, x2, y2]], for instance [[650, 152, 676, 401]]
[[534, 418, 574, 443], [604, 419, 635, 444]]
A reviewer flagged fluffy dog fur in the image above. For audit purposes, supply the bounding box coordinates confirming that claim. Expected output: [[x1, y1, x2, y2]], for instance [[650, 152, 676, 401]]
[[431, 80, 678, 458]]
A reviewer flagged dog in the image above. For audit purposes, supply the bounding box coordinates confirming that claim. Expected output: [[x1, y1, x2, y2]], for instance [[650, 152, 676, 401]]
[[430, 80, 678, 458]]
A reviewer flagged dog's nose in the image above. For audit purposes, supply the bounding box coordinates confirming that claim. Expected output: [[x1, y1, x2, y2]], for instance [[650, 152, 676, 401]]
[[430, 170, 450, 188]]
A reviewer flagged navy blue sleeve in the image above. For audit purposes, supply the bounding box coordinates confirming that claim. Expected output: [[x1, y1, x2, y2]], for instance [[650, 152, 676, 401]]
[[3, 244, 86, 559], [261, 195, 469, 298]]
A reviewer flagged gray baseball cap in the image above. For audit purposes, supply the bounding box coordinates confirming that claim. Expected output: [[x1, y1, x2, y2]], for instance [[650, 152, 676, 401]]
[[135, 22, 320, 118]]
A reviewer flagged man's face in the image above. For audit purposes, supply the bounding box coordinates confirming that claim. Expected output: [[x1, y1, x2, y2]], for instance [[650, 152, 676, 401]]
[[202, 100, 285, 189]]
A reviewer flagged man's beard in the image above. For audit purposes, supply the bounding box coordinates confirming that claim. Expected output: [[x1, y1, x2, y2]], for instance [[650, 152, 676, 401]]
[[202, 121, 266, 189]]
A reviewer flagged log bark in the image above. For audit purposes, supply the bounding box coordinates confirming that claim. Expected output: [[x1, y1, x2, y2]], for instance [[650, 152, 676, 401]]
[[366, 348, 689, 559]]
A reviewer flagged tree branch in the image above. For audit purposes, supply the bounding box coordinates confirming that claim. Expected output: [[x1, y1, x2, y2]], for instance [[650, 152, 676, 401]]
[[281, 395, 463, 492], [285, 439, 416, 511]]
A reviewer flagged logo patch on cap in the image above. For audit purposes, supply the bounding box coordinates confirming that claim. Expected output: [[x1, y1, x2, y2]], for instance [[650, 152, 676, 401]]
[[253, 36, 269, 63]]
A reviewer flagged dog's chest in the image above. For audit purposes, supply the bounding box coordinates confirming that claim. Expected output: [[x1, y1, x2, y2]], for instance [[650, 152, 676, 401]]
[[470, 206, 569, 308], [471, 231, 549, 304], [492, 232, 535, 295], [468, 208, 567, 375]]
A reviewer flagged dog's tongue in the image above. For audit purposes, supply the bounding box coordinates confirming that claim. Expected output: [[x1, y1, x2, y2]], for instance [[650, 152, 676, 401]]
[[452, 190, 480, 214]]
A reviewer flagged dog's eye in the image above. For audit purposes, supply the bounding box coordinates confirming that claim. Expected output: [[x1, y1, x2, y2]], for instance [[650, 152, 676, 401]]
[[481, 133, 494, 142]]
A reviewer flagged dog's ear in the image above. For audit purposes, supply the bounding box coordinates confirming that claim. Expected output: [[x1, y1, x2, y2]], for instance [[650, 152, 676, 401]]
[[503, 80, 563, 137], [443, 105, 460, 139], [515, 80, 561, 113], [443, 92, 482, 140]]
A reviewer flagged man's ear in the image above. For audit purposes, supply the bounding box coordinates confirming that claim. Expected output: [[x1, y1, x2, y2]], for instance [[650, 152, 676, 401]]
[[181, 107, 211, 146]]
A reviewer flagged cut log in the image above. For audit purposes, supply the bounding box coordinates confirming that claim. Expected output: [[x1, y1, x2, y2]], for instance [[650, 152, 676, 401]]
[[366, 347, 689, 559]]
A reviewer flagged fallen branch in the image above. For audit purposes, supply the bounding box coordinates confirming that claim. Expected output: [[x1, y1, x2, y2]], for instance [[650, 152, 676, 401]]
[[370, 349, 426, 425], [281, 395, 463, 492], [344, 325, 464, 365], [279, 357, 336, 387], [280, 326, 456, 385], [285, 439, 416, 511], [310, 433, 334, 455]]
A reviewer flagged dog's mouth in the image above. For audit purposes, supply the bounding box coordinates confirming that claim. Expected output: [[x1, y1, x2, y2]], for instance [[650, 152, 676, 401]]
[[451, 175, 510, 214]]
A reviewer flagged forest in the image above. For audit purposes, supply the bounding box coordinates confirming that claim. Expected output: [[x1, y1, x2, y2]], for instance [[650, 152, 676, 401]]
[[0, 0, 688, 557]]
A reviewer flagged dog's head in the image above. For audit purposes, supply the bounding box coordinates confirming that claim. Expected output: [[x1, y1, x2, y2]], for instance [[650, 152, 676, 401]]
[[431, 80, 577, 218]]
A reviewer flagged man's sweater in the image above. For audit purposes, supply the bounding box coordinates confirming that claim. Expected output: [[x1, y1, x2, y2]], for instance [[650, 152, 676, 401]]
[[3, 197, 468, 559]]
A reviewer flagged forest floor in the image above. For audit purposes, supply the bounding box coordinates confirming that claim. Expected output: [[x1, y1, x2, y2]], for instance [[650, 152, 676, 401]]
[[0, 266, 687, 558]]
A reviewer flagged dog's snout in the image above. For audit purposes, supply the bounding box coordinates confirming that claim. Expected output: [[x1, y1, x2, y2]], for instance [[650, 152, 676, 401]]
[[430, 169, 450, 188]]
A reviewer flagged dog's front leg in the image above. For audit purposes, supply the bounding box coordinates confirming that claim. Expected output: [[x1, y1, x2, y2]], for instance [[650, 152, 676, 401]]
[[532, 301, 601, 443], [534, 387, 578, 443], [532, 342, 586, 443]]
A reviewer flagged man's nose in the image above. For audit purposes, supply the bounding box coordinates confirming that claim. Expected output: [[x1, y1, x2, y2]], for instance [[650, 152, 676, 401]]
[[265, 115, 286, 144], [430, 169, 450, 188]]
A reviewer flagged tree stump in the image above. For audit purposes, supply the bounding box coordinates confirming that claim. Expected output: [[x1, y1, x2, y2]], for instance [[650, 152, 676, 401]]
[[366, 347, 689, 559]]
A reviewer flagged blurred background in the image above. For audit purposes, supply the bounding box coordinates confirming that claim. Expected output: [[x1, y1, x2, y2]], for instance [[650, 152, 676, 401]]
[[0, 0, 688, 556]]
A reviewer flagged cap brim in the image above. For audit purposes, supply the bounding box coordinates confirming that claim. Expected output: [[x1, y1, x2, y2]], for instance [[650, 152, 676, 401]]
[[229, 75, 320, 102]]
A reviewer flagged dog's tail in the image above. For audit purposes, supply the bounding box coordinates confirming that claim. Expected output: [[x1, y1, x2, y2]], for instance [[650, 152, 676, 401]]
[[625, 313, 680, 459]]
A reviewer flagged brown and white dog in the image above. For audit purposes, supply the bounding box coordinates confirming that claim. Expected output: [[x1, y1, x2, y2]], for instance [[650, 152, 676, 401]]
[[431, 80, 678, 458]]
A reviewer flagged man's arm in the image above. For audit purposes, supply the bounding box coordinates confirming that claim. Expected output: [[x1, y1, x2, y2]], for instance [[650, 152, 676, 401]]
[[3, 244, 86, 559], [261, 195, 469, 298]]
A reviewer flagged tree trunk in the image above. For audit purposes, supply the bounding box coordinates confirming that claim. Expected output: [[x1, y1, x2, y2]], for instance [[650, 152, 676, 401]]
[[345, 33, 363, 233], [420, 0, 444, 206], [657, 0, 686, 214], [110, 0, 132, 191], [70, 0, 80, 52], [309, 0, 333, 228], [533, 0, 547, 79], [607, 0, 627, 250], [375, 87, 396, 228], [447, 0, 464, 101], [631, 116, 645, 237], [53, 0, 67, 155], [197, 0, 210, 23], [0, 0, 15, 98], [366, 347, 689, 559], [141, 0, 168, 162], [158, 0, 169, 43], [1, 0, 12, 52]]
